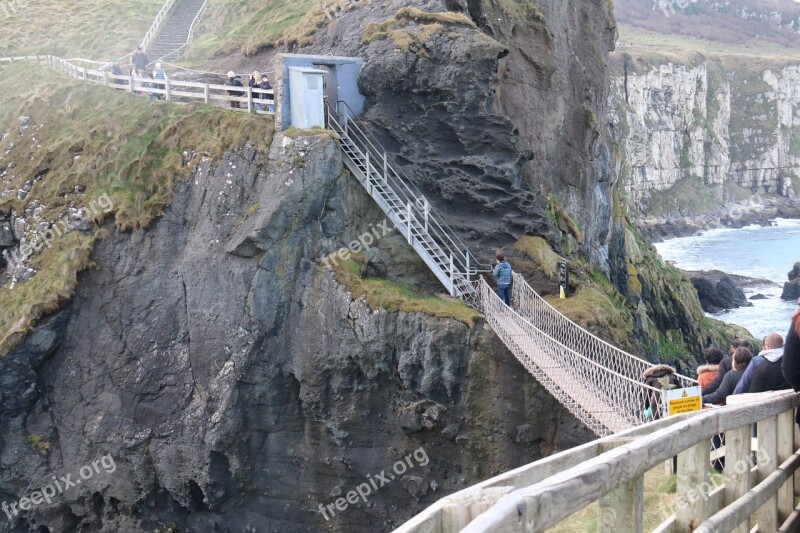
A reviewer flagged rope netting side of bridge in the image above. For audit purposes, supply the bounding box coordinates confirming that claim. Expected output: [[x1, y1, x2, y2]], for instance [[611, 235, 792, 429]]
[[511, 272, 696, 387], [476, 275, 697, 435]]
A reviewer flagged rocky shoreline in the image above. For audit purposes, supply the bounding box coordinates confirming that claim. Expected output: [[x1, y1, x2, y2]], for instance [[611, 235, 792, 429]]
[[681, 270, 778, 314], [636, 195, 800, 242]]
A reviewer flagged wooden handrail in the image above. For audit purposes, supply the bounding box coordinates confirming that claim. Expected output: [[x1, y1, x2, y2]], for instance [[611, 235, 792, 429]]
[[0, 55, 275, 115], [397, 391, 800, 533]]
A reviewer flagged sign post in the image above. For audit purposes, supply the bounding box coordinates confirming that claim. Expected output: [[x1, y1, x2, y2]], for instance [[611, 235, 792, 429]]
[[664, 386, 702, 416], [559, 259, 569, 299]]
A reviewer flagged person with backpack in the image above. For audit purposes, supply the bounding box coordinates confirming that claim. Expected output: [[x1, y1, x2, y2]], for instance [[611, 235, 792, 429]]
[[227, 71, 244, 109], [642, 365, 681, 420], [152, 62, 166, 100], [492, 253, 512, 306]]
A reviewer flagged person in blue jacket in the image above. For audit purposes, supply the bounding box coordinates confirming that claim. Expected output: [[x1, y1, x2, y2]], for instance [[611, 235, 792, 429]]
[[493, 253, 512, 306]]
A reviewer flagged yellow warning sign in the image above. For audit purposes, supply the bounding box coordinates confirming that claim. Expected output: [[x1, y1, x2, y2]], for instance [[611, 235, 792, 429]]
[[665, 386, 702, 416]]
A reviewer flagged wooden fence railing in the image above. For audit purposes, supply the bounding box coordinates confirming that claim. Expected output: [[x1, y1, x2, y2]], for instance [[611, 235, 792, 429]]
[[0, 55, 274, 115], [395, 391, 800, 533]]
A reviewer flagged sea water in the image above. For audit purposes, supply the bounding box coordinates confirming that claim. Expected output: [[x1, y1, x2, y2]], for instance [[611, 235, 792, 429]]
[[653, 218, 800, 340]]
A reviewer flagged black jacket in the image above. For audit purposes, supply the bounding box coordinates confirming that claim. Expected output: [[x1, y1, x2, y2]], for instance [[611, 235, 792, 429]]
[[131, 52, 148, 71], [227, 77, 244, 96], [782, 322, 800, 388], [750, 357, 790, 393], [703, 369, 744, 405], [702, 355, 733, 395]]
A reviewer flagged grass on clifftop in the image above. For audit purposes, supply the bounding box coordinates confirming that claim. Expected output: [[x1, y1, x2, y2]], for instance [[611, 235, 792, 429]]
[[0, 61, 274, 355], [614, 24, 800, 74], [188, 0, 340, 58], [0, 0, 163, 58], [329, 253, 480, 328]]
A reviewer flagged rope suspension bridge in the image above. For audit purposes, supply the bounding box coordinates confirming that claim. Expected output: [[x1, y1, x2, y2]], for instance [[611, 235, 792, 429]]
[[326, 102, 696, 436]]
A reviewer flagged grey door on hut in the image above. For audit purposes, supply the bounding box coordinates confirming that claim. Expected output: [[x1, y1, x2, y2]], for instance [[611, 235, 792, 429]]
[[312, 63, 338, 112]]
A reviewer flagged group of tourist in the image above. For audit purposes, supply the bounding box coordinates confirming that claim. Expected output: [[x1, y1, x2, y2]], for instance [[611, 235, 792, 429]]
[[695, 305, 800, 406], [226, 70, 274, 112], [104, 47, 274, 110]]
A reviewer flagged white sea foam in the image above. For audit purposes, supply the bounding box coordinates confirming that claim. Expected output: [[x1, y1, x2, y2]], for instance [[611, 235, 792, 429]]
[[653, 218, 800, 339]]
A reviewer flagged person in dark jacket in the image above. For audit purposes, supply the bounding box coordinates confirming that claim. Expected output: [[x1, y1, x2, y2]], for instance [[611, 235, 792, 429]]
[[703, 338, 749, 395], [642, 364, 681, 420], [733, 333, 784, 394], [703, 347, 753, 405], [493, 253, 512, 306], [227, 71, 244, 109], [130, 46, 148, 77], [780, 303, 800, 424], [109, 59, 125, 90], [259, 74, 274, 112]]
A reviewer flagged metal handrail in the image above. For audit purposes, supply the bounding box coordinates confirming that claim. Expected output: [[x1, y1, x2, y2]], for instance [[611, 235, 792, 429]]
[[142, 0, 180, 53], [332, 101, 485, 277], [329, 108, 478, 282], [151, 0, 208, 63]]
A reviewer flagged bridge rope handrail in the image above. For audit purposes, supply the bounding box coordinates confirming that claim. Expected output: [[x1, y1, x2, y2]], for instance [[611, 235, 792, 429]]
[[334, 102, 482, 278], [511, 271, 697, 386], [477, 277, 673, 433]]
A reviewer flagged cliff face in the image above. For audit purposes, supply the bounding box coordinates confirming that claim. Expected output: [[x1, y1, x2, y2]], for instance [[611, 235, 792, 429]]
[[0, 132, 590, 532], [295, 0, 617, 268], [610, 58, 800, 226]]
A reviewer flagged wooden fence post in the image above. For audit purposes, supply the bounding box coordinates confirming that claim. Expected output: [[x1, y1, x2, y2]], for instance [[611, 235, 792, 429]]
[[203, 83, 209, 104], [778, 410, 794, 524], [165, 77, 171, 102], [676, 440, 710, 531], [725, 424, 751, 533], [598, 474, 644, 531], [758, 415, 779, 532]]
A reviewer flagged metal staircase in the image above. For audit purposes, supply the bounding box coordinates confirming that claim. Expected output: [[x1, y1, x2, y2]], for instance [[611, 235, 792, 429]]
[[325, 101, 697, 436], [327, 103, 481, 299]]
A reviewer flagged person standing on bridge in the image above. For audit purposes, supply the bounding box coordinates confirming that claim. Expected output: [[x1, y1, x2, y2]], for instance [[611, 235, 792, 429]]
[[493, 254, 512, 306]]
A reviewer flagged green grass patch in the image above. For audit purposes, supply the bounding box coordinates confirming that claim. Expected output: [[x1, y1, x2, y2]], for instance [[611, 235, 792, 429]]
[[544, 286, 633, 351], [0, 61, 274, 355], [613, 24, 800, 75], [514, 236, 561, 279], [25, 434, 52, 453], [0, 0, 163, 58], [645, 175, 721, 216], [189, 0, 361, 58], [329, 253, 480, 327]]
